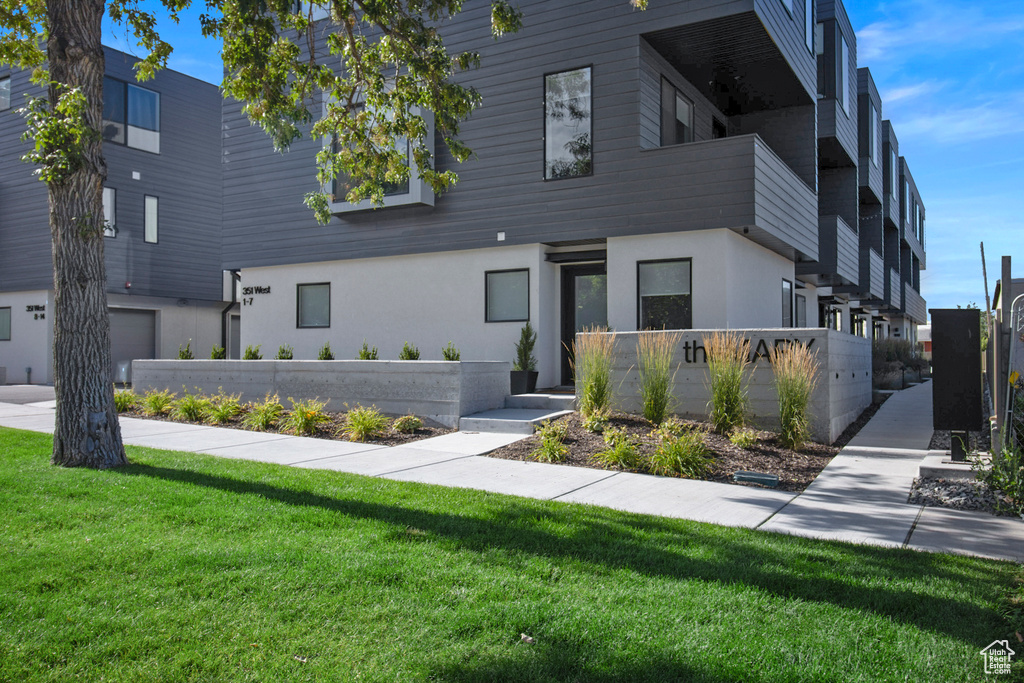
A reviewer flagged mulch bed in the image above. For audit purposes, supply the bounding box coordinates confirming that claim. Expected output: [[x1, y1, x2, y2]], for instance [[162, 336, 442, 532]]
[[485, 412, 841, 492], [121, 407, 454, 447]]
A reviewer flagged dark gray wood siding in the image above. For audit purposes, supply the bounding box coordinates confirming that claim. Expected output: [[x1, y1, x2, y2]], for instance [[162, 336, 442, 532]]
[[815, 0, 857, 165], [900, 159, 925, 266], [222, 0, 818, 269], [882, 121, 900, 227], [856, 68, 882, 203]]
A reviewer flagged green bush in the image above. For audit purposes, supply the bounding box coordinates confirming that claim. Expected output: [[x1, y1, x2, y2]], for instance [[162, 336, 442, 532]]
[[282, 397, 331, 436], [275, 344, 294, 360], [343, 405, 390, 442], [206, 389, 243, 424], [170, 390, 212, 422], [357, 341, 379, 360], [978, 447, 1024, 517], [572, 327, 615, 417], [636, 331, 680, 425], [513, 322, 538, 372], [113, 387, 138, 413], [399, 342, 420, 360], [593, 427, 641, 469], [393, 414, 423, 434], [442, 341, 461, 361], [652, 416, 687, 440], [141, 389, 176, 416], [704, 331, 751, 434], [177, 340, 194, 360], [531, 420, 569, 463], [729, 428, 759, 449], [318, 342, 335, 361], [241, 393, 285, 431], [769, 341, 820, 450], [243, 344, 262, 360], [581, 410, 609, 434], [210, 345, 226, 360], [649, 429, 713, 478]]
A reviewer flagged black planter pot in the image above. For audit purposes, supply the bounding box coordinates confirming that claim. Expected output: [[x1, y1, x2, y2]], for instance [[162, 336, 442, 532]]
[[510, 370, 539, 395]]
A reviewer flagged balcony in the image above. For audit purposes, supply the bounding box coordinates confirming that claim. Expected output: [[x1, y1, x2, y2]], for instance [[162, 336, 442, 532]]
[[859, 247, 885, 302], [886, 267, 901, 311], [903, 285, 927, 324], [795, 215, 857, 286], [635, 134, 817, 261]]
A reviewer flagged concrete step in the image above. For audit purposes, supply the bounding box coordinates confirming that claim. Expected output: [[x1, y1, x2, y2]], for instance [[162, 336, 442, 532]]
[[504, 393, 576, 411], [458, 408, 574, 435]]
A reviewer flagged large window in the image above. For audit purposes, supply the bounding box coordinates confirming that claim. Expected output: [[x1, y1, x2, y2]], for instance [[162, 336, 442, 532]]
[[544, 67, 592, 179], [332, 104, 410, 200], [144, 195, 158, 243], [782, 279, 793, 327], [486, 269, 529, 323], [837, 30, 850, 116], [638, 259, 692, 330], [0, 307, 10, 341], [0, 76, 9, 111], [103, 77, 160, 153], [660, 78, 693, 146], [297, 283, 331, 328], [102, 187, 116, 238]]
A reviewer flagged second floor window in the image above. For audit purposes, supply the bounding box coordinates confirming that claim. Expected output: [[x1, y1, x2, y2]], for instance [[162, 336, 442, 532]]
[[102, 187, 116, 237], [660, 78, 693, 146], [103, 77, 160, 153], [0, 76, 9, 111], [544, 67, 592, 179], [837, 30, 850, 116], [870, 102, 880, 167]]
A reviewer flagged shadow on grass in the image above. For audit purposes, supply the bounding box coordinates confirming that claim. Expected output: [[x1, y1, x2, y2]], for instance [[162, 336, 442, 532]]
[[112, 461, 1008, 646]]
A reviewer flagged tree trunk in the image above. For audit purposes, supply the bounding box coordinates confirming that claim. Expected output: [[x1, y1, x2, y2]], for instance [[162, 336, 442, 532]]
[[47, 0, 127, 468]]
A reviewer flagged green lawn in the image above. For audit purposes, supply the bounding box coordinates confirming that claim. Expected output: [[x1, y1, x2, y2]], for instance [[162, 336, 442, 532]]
[[0, 426, 1020, 682]]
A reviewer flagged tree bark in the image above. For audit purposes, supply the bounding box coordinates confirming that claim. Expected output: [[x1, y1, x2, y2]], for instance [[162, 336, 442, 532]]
[[47, 0, 127, 468]]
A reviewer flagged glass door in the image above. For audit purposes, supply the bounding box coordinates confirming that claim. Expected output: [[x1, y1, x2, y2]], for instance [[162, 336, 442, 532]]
[[560, 264, 608, 384]]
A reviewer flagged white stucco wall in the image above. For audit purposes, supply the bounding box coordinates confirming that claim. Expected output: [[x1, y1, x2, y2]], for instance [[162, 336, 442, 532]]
[[0, 289, 54, 384]]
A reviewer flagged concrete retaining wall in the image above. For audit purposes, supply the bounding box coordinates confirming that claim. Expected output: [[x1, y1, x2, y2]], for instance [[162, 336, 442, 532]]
[[590, 328, 871, 443], [131, 359, 510, 428]]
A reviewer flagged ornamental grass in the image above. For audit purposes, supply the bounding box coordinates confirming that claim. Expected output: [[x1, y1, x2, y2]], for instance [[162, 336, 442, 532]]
[[571, 326, 616, 417], [636, 331, 681, 425], [769, 341, 819, 450], [703, 331, 752, 434]]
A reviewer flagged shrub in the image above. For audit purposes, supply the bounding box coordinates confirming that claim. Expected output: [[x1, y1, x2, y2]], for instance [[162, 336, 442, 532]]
[[704, 331, 751, 434], [343, 404, 390, 442], [581, 410, 609, 434], [170, 390, 213, 422], [593, 427, 641, 469], [177, 340, 194, 360], [393, 414, 423, 434], [399, 342, 420, 360], [206, 389, 243, 424], [572, 327, 615, 417], [442, 341, 461, 361], [113, 387, 138, 413], [243, 344, 262, 360], [282, 397, 331, 436], [977, 446, 1024, 517], [769, 341, 820, 450], [141, 389, 176, 416], [649, 429, 713, 478], [357, 341, 379, 360], [531, 420, 569, 463], [636, 331, 681, 425], [729, 428, 759, 449], [318, 342, 335, 360], [513, 322, 538, 372], [653, 416, 687, 439], [210, 345, 226, 360], [275, 344, 294, 360], [241, 393, 285, 431]]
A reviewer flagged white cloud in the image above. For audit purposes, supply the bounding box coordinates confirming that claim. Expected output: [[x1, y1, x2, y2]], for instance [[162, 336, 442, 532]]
[[881, 80, 946, 104], [857, 6, 1024, 63], [892, 93, 1024, 144]]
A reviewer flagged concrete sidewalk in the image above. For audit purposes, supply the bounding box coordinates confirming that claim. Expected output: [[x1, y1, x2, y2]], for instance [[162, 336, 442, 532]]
[[1, 381, 1022, 563]]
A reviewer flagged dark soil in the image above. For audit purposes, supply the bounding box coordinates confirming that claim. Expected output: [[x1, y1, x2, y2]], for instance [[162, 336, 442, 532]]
[[122, 407, 454, 446], [486, 412, 842, 492]]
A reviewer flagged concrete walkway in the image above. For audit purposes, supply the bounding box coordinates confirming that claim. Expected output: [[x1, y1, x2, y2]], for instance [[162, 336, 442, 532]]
[[1, 381, 1022, 563]]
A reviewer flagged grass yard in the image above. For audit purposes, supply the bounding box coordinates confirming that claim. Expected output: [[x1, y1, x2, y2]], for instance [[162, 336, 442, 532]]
[[0, 426, 1021, 682]]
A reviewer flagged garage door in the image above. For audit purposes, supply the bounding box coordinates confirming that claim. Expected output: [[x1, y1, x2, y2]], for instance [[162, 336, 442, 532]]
[[109, 308, 156, 384]]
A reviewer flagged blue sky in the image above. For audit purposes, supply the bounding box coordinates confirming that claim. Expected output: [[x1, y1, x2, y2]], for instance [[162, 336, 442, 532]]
[[103, 1, 1024, 314]]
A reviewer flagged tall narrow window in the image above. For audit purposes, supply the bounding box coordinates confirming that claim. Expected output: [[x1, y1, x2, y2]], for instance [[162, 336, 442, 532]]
[[804, 0, 814, 53], [0, 76, 10, 111], [102, 76, 126, 144], [837, 30, 849, 115], [638, 259, 692, 330], [902, 178, 909, 225], [660, 78, 693, 146], [486, 269, 529, 323], [795, 294, 807, 328], [870, 102, 880, 167], [782, 279, 793, 327], [144, 195, 158, 243], [297, 283, 331, 328], [544, 67, 592, 179], [0, 307, 10, 341], [102, 187, 116, 238], [889, 148, 898, 197]]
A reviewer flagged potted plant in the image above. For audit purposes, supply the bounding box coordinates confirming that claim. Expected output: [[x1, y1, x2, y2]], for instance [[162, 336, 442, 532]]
[[510, 321, 539, 394]]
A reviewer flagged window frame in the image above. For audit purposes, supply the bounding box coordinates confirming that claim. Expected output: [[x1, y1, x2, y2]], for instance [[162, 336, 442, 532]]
[[102, 77, 161, 154], [485, 268, 530, 323], [144, 194, 159, 244], [837, 28, 850, 116], [296, 282, 332, 329], [795, 293, 807, 328], [102, 187, 116, 238], [660, 77, 694, 147], [636, 258, 693, 331], [0, 75, 10, 111], [543, 65, 593, 181], [870, 102, 880, 167], [0, 306, 10, 341], [804, 0, 814, 53], [782, 279, 794, 328]]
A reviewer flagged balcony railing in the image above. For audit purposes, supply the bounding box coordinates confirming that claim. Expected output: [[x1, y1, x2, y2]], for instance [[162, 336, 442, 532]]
[[903, 285, 927, 324], [887, 267, 901, 310]]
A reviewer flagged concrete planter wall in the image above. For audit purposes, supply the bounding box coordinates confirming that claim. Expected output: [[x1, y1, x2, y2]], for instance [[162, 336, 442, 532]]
[[131, 360, 510, 428], [588, 329, 871, 443]]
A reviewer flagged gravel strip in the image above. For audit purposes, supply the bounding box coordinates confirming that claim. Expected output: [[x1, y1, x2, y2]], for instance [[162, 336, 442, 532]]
[[908, 477, 1017, 517]]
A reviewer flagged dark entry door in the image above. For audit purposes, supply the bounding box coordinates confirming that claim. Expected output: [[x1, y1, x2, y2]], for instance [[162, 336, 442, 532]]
[[561, 264, 608, 384]]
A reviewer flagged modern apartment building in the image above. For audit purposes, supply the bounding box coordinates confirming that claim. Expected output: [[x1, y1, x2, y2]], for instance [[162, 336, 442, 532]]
[[0, 47, 225, 384]]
